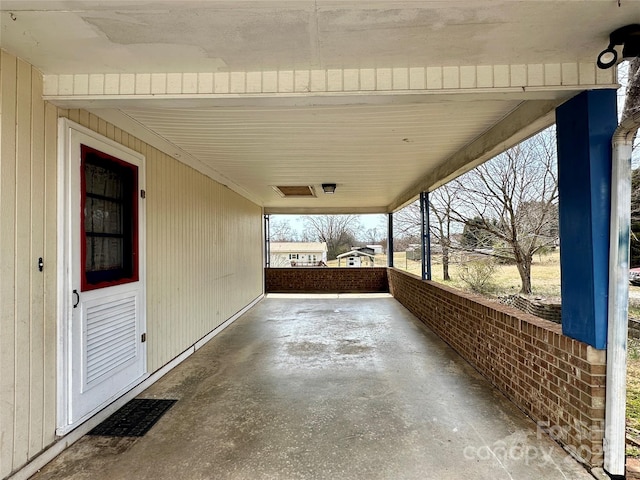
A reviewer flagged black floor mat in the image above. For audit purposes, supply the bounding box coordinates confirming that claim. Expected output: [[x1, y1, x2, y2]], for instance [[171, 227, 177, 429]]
[[88, 398, 177, 437]]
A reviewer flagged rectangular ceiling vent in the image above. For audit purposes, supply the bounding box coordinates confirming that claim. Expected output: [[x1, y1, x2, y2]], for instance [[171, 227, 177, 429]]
[[273, 186, 316, 198]]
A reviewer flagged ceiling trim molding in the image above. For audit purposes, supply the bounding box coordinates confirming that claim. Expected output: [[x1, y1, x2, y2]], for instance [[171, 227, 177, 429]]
[[43, 63, 616, 100]]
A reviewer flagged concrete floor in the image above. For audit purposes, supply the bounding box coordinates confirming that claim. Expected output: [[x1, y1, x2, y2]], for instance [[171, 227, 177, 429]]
[[33, 295, 594, 480]]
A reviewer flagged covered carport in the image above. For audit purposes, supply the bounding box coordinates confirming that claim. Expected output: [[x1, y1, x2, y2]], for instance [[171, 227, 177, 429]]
[[0, 1, 638, 479], [30, 294, 594, 480]]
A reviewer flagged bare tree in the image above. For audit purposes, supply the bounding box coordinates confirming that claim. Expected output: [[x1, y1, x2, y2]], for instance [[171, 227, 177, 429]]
[[303, 215, 361, 260], [429, 185, 460, 281], [269, 218, 298, 242], [450, 127, 559, 294], [622, 58, 640, 126], [623, 59, 640, 265], [270, 254, 294, 268], [394, 185, 459, 281], [364, 227, 382, 245], [393, 202, 421, 243]]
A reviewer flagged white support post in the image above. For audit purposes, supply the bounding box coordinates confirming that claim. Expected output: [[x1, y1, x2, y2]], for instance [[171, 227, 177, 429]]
[[605, 110, 640, 477]]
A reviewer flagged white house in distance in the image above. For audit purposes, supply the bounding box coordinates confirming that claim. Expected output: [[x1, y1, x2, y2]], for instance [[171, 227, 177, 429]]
[[337, 247, 376, 267], [270, 242, 328, 267]]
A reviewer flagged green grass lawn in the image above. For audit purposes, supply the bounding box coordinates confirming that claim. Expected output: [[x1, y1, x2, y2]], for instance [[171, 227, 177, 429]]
[[375, 249, 562, 298], [328, 250, 561, 299], [628, 339, 640, 457]]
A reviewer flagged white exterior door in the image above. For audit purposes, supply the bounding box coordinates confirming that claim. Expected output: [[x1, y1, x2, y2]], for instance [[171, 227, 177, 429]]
[[58, 119, 147, 434]]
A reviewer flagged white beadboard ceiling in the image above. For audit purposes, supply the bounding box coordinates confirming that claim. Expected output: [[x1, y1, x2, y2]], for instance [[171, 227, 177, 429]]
[[1, 0, 636, 212], [120, 100, 520, 211]]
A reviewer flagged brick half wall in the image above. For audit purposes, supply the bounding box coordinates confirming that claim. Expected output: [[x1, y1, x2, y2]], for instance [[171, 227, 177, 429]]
[[265, 267, 389, 293], [387, 268, 606, 467]]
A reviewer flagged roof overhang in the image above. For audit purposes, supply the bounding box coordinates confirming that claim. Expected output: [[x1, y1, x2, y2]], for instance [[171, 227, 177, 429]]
[[1, 1, 635, 213], [337, 250, 376, 259]]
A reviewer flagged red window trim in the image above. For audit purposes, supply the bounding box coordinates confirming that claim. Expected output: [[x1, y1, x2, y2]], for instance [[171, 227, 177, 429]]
[[80, 144, 139, 292]]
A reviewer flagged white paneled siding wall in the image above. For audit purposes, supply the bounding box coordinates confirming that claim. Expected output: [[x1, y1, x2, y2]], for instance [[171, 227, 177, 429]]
[[143, 131, 264, 371], [62, 108, 265, 373], [0, 51, 59, 478], [0, 50, 264, 478]]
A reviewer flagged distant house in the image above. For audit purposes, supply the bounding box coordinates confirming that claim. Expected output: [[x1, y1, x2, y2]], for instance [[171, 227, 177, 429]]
[[351, 246, 376, 256], [269, 242, 328, 267], [367, 245, 384, 254], [337, 249, 376, 267]]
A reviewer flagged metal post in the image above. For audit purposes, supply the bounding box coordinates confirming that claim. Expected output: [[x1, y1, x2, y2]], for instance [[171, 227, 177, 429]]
[[387, 213, 394, 267], [420, 192, 432, 281], [264, 214, 270, 268]]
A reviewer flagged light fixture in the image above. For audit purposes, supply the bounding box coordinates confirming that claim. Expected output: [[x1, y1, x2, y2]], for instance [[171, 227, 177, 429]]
[[597, 47, 618, 69], [321, 183, 337, 194], [597, 24, 640, 69]]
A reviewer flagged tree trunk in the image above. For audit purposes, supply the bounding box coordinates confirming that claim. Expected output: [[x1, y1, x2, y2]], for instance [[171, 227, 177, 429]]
[[442, 243, 450, 281], [514, 250, 533, 294], [622, 58, 640, 124]]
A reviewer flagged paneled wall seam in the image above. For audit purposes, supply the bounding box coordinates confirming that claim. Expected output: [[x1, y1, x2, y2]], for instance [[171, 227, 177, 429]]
[[1, 49, 19, 479], [29, 63, 46, 461], [14, 57, 33, 468]]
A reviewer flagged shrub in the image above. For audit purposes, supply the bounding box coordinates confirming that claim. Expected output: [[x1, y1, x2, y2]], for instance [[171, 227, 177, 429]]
[[458, 260, 496, 294]]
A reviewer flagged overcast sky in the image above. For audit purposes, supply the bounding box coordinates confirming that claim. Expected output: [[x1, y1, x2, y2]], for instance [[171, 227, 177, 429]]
[[271, 214, 387, 239]]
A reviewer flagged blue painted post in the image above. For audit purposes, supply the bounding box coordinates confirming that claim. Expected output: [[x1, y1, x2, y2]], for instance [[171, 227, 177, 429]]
[[420, 192, 432, 281], [556, 89, 617, 349]]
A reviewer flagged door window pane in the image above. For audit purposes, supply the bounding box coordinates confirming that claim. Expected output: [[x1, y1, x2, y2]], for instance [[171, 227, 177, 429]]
[[81, 145, 138, 290]]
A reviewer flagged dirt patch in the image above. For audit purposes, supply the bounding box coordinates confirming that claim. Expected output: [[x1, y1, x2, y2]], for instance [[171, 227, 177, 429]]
[[629, 457, 640, 479]]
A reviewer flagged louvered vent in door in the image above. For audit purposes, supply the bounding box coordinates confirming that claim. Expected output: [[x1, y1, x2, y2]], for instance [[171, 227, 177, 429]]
[[84, 295, 138, 389]]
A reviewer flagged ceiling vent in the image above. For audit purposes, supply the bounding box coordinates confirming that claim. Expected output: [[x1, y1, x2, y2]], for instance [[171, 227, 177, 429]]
[[272, 186, 317, 198]]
